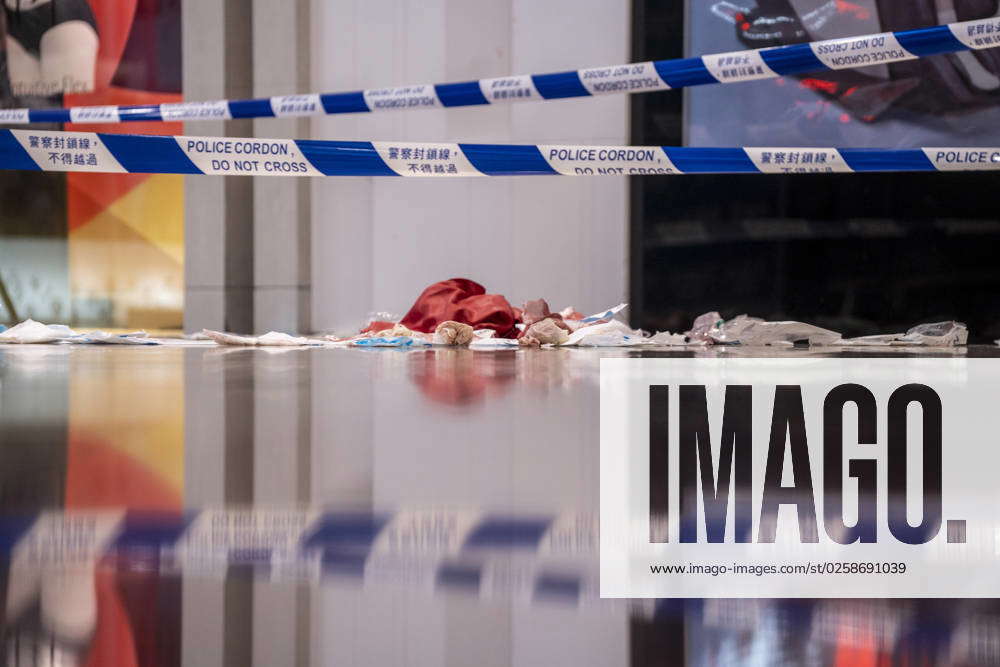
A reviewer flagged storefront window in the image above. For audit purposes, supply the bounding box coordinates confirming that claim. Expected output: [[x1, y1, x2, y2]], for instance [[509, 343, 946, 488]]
[[0, 0, 183, 329], [632, 0, 1000, 341]]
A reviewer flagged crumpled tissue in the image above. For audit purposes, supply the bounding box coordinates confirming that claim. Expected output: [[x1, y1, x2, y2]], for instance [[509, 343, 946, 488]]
[[0, 319, 78, 344], [202, 330, 320, 346], [562, 320, 645, 347], [520, 318, 571, 346], [648, 331, 689, 346], [685, 311, 723, 343], [841, 321, 968, 347], [434, 320, 475, 345], [0, 320, 158, 345], [710, 315, 842, 346], [898, 321, 968, 346]]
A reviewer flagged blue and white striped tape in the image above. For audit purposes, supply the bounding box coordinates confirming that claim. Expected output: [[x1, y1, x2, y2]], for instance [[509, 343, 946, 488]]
[[1, 17, 999, 124], [2, 129, 999, 176]]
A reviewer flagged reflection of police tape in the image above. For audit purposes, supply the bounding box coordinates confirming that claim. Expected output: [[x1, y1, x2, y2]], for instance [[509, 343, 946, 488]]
[[7, 509, 597, 560], [5, 510, 608, 605], [2, 130, 1000, 176], [0, 17, 998, 124]]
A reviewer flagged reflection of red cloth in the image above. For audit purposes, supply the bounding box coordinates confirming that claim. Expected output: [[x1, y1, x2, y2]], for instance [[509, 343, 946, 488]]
[[67, 436, 182, 667], [400, 279, 520, 337], [84, 564, 138, 667], [409, 350, 516, 406]]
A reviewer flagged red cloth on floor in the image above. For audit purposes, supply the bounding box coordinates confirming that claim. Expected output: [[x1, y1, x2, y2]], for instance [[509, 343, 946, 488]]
[[361, 320, 395, 334], [400, 278, 520, 337]]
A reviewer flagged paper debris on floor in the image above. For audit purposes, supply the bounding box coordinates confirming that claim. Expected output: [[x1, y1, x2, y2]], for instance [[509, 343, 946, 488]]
[[0, 320, 161, 345], [70, 331, 157, 345], [579, 303, 629, 324], [0, 320, 78, 344], [562, 321, 644, 347], [840, 321, 968, 347], [685, 311, 723, 343], [712, 317, 843, 346], [201, 330, 321, 346], [469, 338, 520, 349], [897, 321, 968, 346], [838, 334, 901, 346], [353, 336, 432, 347]]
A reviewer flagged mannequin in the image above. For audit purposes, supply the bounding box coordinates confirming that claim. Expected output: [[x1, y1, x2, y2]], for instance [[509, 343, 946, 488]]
[[3, 0, 98, 97]]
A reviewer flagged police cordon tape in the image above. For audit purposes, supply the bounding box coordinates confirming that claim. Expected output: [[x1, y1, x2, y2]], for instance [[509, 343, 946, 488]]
[[1, 129, 998, 176], [2, 17, 1000, 124]]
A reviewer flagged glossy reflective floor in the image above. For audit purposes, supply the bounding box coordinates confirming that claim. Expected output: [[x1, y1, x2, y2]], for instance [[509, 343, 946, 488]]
[[1, 344, 999, 666]]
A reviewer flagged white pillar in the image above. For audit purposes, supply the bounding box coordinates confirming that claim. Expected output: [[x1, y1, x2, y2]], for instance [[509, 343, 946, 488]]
[[183, 0, 254, 334], [252, 0, 312, 334]]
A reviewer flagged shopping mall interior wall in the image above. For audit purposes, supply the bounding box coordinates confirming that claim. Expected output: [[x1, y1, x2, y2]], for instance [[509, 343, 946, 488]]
[[183, 0, 312, 335], [309, 0, 630, 332], [183, 0, 255, 334]]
